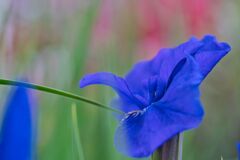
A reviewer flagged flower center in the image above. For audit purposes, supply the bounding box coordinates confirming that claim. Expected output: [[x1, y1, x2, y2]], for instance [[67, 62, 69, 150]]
[[124, 110, 143, 120]]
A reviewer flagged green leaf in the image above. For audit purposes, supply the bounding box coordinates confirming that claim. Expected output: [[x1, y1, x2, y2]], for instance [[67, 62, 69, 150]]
[[0, 78, 124, 115]]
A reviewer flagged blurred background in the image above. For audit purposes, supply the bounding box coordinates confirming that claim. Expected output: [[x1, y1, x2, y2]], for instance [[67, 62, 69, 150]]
[[0, 0, 239, 159]]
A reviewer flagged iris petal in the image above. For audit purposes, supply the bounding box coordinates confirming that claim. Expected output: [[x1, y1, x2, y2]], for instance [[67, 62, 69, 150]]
[[125, 35, 230, 99], [111, 98, 139, 115], [159, 55, 204, 117], [193, 35, 231, 78], [125, 37, 203, 98], [0, 87, 34, 160], [80, 72, 144, 110], [114, 56, 204, 158]]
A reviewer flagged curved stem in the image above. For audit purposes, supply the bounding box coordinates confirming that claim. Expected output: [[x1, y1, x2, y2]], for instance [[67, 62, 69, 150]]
[[0, 79, 124, 115]]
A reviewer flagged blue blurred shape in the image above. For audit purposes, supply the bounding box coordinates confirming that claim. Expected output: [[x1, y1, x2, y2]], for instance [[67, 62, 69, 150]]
[[238, 143, 240, 160], [0, 87, 34, 160]]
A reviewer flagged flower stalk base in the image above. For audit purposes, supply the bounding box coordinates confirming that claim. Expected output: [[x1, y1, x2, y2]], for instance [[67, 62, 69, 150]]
[[152, 134, 183, 160]]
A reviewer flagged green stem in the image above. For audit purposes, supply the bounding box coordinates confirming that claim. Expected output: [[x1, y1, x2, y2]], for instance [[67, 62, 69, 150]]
[[71, 103, 85, 160], [0, 79, 124, 115]]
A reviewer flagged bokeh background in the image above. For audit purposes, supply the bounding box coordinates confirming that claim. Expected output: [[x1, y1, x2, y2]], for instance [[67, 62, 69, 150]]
[[0, 0, 239, 160]]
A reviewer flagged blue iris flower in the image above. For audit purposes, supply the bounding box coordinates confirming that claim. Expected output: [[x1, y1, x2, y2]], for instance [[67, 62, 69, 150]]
[[80, 35, 231, 157], [0, 87, 35, 160]]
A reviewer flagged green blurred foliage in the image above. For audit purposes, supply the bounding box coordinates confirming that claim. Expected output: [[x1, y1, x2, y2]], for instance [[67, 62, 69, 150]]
[[0, 0, 239, 160]]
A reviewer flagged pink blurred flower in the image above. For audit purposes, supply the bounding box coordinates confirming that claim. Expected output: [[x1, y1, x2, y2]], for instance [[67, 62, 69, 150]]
[[181, 0, 220, 36], [135, 0, 221, 55], [93, 0, 114, 40], [92, 0, 222, 57], [134, 0, 177, 56]]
